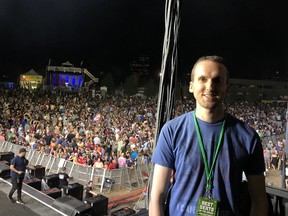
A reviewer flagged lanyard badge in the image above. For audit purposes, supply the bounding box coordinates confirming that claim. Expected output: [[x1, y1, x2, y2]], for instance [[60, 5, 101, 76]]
[[197, 197, 219, 216], [194, 112, 226, 216]]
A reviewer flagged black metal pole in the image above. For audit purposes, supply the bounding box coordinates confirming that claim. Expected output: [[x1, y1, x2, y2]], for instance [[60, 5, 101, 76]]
[[282, 153, 286, 189], [153, 0, 181, 144], [281, 103, 288, 189], [147, 0, 181, 209]]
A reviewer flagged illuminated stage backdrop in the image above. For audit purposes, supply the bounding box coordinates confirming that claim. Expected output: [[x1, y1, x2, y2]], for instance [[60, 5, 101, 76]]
[[50, 72, 84, 87]]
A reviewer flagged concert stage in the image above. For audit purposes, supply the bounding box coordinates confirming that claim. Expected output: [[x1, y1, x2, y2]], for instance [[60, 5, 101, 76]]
[[0, 178, 65, 216], [0, 177, 148, 216], [46, 62, 99, 88], [0, 190, 40, 215]]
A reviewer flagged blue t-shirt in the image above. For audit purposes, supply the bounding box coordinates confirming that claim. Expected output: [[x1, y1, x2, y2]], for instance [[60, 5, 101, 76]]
[[10, 155, 27, 178], [152, 111, 265, 216], [130, 151, 138, 161]]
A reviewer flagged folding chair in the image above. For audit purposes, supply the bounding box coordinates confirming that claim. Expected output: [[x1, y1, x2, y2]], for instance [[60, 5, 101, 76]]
[[103, 177, 115, 193]]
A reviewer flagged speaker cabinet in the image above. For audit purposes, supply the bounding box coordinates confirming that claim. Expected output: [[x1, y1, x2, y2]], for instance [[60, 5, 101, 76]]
[[53, 195, 92, 216], [0, 161, 10, 178], [84, 194, 108, 216], [23, 178, 42, 191], [0, 152, 14, 164], [63, 183, 84, 201], [27, 165, 46, 179], [42, 187, 62, 199], [43, 174, 60, 188]]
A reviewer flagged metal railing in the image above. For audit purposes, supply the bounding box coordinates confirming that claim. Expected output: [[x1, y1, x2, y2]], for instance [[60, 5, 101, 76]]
[[267, 186, 288, 216], [0, 140, 151, 194], [83, 68, 99, 86]]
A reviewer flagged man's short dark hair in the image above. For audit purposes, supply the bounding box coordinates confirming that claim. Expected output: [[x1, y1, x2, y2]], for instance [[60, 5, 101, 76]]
[[191, 55, 229, 83]]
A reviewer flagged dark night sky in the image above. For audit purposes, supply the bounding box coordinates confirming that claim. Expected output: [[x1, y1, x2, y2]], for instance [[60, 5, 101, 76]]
[[0, 0, 287, 83]]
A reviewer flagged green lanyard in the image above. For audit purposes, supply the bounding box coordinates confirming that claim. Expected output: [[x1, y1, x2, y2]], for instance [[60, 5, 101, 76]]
[[193, 112, 226, 195]]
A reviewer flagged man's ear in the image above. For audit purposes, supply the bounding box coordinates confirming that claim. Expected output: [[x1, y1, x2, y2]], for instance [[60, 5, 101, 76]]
[[189, 82, 193, 93]]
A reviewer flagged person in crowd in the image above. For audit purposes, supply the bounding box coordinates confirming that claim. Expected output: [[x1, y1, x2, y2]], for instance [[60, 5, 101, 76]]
[[118, 153, 127, 169], [264, 147, 271, 171], [126, 155, 135, 170], [277, 146, 284, 171], [93, 157, 104, 169], [108, 159, 118, 170], [271, 146, 279, 170]]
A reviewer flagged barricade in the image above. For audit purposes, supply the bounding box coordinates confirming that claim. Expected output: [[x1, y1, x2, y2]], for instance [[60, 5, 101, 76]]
[[41, 154, 53, 171], [136, 163, 150, 187], [105, 168, 124, 191], [88, 167, 106, 192], [0, 141, 153, 193], [9, 143, 22, 153], [0, 141, 8, 152], [76, 164, 92, 186], [26, 149, 38, 165], [125, 168, 140, 191]]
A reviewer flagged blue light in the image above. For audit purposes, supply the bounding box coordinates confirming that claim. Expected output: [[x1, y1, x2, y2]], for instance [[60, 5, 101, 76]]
[[72, 75, 76, 87]]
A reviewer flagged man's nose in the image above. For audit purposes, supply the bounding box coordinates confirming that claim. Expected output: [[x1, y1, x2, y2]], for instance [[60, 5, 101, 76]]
[[205, 80, 214, 90]]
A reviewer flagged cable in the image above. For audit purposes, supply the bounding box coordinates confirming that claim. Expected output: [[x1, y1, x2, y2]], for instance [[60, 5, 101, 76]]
[[154, 0, 181, 148], [148, 0, 182, 208]]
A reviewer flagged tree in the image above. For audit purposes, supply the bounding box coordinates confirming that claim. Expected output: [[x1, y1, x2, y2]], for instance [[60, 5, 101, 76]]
[[144, 79, 158, 97], [123, 73, 139, 96], [101, 72, 115, 95]]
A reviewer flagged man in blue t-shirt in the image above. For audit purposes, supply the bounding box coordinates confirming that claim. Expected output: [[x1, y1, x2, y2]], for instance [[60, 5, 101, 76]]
[[149, 56, 268, 216], [8, 148, 28, 204]]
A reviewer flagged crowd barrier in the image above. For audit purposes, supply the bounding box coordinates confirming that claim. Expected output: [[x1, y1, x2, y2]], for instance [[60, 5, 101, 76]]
[[0, 140, 152, 193], [1, 133, 284, 192]]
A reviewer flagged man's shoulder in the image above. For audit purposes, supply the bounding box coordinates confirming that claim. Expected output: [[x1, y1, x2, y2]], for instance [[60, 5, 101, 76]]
[[12, 155, 20, 161], [226, 113, 258, 137], [226, 113, 251, 127], [165, 112, 193, 128]]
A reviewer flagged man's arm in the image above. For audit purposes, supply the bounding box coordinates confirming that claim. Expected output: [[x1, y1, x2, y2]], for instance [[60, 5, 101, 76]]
[[10, 165, 23, 175], [149, 164, 172, 216], [89, 190, 98, 196], [66, 174, 71, 181], [247, 174, 268, 216]]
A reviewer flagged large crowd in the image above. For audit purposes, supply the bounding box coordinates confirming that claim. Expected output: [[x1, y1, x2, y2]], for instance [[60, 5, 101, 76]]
[[0, 87, 287, 171]]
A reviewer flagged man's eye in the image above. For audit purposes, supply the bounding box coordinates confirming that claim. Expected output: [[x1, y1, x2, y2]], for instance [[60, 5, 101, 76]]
[[199, 77, 206, 82], [214, 77, 223, 83]]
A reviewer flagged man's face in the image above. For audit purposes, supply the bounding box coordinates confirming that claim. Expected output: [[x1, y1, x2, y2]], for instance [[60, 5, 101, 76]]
[[189, 60, 229, 111], [20, 152, 26, 157]]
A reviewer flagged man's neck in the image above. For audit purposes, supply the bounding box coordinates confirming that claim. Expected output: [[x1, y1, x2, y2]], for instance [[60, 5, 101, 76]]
[[195, 106, 225, 123]]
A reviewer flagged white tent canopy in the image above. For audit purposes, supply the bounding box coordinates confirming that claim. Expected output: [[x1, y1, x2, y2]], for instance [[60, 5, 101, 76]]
[[19, 69, 43, 89]]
